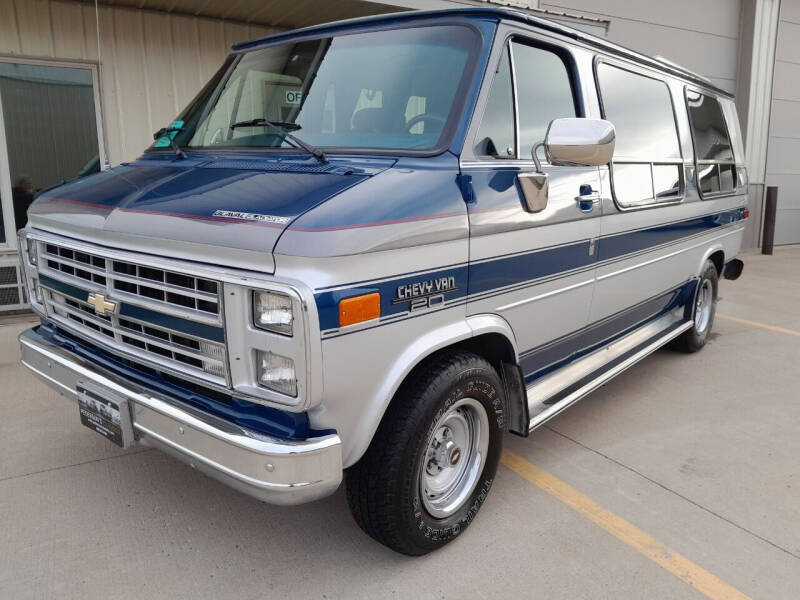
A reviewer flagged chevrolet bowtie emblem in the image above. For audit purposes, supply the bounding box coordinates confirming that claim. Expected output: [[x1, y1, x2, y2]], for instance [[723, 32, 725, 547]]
[[87, 293, 117, 317]]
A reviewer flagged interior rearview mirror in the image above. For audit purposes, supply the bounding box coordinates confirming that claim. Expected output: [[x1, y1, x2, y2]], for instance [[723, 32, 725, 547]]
[[518, 118, 615, 213]]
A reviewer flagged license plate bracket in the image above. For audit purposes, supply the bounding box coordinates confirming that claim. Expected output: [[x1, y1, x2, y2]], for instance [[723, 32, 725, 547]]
[[77, 383, 134, 448]]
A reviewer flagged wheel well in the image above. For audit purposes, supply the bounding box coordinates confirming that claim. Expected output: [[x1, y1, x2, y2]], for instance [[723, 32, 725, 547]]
[[392, 333, 528, 436], [708, 250, 725, 276]]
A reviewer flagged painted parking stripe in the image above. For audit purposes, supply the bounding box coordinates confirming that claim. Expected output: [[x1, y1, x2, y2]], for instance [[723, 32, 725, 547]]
[[718, 315, 800, 337], [500, 450, 751, 600]]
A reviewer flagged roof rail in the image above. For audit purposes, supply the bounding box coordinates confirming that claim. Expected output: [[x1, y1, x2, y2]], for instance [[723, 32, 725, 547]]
[[652, 55, 706, 82]]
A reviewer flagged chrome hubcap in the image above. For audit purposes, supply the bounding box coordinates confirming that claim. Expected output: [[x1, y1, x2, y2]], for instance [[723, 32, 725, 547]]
[[695, 279, 713, 333], [420, 398, 489, 519]]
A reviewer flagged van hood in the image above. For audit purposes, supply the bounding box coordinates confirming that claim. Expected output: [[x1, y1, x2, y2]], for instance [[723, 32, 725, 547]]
[[28, 153, 392, 272]]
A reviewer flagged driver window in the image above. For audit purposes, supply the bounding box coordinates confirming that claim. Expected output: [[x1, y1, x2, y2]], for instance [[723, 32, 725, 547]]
[[474, 47, 515, 158], [512, 41, 577, 161]]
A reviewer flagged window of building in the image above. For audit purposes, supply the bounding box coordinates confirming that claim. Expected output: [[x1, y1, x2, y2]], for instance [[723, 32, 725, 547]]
[[597, 62, 683, 208], [686, 90, 736, 196], [0, 60, 103, 247]]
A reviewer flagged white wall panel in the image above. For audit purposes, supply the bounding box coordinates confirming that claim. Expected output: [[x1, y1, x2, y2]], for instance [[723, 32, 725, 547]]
[[541, 1, 741, 93], [766, 0, 800, 245], [0, 0, 284, 165]]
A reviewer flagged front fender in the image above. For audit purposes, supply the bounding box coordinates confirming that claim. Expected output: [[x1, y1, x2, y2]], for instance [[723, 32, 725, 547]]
[[313, 313, 518, 467]]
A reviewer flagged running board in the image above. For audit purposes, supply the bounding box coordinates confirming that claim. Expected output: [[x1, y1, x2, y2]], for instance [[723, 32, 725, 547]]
[[526, 312, 693, 432]]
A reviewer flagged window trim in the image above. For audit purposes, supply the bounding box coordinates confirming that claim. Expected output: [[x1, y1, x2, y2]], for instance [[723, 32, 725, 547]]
[[594, 56, 686, 211], [684, 86, 739, 200]]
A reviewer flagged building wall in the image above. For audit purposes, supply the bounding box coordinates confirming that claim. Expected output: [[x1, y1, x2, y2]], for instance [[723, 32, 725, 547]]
[[766, 0, 800, 245], [538, 1, 742, 93], [0, 0, 282, 166]]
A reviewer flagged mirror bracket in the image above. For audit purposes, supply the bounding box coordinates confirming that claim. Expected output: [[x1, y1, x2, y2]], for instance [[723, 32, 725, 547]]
[[518, 141, 549, 213]]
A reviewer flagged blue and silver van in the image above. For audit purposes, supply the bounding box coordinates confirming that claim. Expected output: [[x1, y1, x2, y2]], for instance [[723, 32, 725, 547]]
[[17, 8, 747, 555]]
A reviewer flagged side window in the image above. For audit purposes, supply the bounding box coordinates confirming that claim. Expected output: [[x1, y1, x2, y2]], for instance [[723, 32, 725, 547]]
[[597, 63, 683, 208], [686, 91, 736, 196], [474, 47, 515, 158], [513, 42, 577, 160]]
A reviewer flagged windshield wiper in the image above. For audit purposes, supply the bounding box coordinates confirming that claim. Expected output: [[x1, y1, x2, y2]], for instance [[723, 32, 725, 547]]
[[153, 126, 187, 160], [229, 119, 326, 163]]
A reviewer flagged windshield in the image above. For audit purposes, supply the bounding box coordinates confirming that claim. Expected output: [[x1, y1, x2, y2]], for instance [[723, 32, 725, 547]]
[[159, 25, 479, 154]]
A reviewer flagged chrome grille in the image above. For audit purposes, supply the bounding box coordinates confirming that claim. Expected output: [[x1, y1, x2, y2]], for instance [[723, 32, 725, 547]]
[[38, 240, 227, 385], [43, 243, 220, 319]]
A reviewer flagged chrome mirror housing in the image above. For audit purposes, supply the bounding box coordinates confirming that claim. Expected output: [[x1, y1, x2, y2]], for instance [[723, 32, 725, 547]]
[[544, 118, 616, 167]]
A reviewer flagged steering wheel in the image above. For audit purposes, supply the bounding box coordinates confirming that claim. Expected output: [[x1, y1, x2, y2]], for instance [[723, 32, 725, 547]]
[[405, 113, 447, 133]]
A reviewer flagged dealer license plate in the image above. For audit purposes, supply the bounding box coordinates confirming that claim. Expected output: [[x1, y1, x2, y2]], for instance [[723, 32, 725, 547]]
[[77, 384, 134, 448]]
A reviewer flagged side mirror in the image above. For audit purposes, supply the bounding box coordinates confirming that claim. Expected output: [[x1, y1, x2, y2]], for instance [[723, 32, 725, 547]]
[[518, 118, 615, 213], [544, 118, 615, 167]]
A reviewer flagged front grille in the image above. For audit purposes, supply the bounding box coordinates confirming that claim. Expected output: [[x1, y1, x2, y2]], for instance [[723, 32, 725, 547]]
[[38, 240, 227, 385], [43, 243, 220, 318]]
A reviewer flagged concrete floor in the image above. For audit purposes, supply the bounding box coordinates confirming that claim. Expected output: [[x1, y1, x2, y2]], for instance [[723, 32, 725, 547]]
[[1, 247, 798, 600]]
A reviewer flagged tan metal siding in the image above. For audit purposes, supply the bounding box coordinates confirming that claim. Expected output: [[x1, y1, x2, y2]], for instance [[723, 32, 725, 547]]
[[0, 0, 283, 165]]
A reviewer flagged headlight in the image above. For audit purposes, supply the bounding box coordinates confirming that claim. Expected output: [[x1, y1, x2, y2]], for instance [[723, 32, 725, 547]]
[[256, 350, 297, 396], [253, 290, 293, 336]]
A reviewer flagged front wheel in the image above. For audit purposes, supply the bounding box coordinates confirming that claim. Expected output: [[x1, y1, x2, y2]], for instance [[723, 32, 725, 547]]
[[671, 259, 719, 353], [345, 352, 504, 555]]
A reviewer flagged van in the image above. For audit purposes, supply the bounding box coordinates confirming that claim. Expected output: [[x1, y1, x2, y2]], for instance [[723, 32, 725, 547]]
[[17, 8, 748, 555]]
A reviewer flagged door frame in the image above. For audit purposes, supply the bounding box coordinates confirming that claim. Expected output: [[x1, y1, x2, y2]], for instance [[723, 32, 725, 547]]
[[0, 55, 106, 250]]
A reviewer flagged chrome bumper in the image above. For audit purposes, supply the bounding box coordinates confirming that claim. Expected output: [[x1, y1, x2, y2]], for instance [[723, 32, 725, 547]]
[[18, 327, 342, 505]]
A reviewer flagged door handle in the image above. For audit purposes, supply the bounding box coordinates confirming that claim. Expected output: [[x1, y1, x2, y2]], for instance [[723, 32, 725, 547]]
[[575, 184, 600, 213]]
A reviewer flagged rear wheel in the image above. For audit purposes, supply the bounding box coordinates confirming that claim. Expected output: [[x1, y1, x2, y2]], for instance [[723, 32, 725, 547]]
[[671, 259, 718, 353], [345, 352, 504, 555]]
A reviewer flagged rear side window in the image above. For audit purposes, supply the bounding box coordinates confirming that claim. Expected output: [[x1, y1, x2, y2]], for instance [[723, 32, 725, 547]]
[[597, 63, 683, 208], [686, 91, 736, 196]]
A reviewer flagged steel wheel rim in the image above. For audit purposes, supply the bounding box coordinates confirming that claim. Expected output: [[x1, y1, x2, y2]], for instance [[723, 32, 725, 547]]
[[420, 397, 490, 519], [695, 279, 713, 333]]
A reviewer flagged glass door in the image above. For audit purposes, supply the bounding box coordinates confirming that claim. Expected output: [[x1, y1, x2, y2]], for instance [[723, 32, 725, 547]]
[[0, 58, 105, 248]]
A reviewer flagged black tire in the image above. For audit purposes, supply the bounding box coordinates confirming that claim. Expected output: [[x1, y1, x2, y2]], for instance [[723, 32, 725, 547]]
[[670, 259, 719, 353], [345, 351, 505, 556]]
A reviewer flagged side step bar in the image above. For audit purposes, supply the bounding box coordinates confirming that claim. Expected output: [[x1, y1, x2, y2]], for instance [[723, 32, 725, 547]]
[[526, 311, 693, 432]]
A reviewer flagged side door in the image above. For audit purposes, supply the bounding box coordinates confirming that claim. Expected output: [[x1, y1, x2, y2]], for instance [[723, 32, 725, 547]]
[[462, 33, 602, 385], [591, 61, 697, 333]]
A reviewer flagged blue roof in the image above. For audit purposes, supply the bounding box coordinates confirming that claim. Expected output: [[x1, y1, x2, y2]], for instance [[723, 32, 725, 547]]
[[231, 7, 731, 98]]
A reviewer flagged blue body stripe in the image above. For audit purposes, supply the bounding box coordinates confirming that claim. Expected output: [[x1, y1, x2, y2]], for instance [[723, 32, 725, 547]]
[[468, 240, 592, 296], [521, 281, 694, 382], [315, 265, 469, 331], [315, 208, 744, 333], [598, 208, 744, 261]]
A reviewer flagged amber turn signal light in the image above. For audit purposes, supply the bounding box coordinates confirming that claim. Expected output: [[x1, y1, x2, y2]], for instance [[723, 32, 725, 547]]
[[339, 293, 380, 327]]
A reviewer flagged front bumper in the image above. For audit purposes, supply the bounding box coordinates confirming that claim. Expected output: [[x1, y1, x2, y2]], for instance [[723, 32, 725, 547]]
[[18, 327, 342, 505]]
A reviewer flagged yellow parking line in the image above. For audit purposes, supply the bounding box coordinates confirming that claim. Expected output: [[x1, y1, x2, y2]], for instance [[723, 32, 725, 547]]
[[501, 450, 751, 600], [718, 314, 800, 337]]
